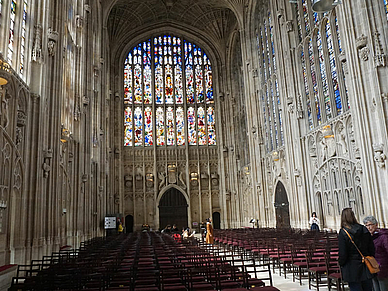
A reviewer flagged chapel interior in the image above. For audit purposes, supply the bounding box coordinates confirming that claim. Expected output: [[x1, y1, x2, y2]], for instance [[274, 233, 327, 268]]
[[0, 0, 387, 273]]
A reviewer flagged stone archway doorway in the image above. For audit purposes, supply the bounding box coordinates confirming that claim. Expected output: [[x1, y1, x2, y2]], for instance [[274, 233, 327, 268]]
[[274, 181, 291, 228], [159, 187, 188, 231]]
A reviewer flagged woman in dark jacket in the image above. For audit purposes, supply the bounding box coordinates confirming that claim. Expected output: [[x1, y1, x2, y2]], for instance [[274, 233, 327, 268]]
[[339, 208, 375, 291]]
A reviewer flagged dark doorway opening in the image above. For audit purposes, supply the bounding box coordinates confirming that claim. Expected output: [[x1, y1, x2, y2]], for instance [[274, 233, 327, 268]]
[[159, 188, 188, 231], [212, 212, 221, 229], [125, 215, 134, 233], [274, 181, 291, 228]]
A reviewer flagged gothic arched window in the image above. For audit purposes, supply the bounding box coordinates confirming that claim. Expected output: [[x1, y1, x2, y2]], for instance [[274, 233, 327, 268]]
[[124, 35, 216, 147], [295, 1, 348, 130], [8, 0, 16, 66], [256, 11, 284, 153]]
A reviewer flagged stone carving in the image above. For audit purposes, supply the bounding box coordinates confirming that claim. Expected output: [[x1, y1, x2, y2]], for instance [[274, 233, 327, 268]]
[[168, 164, 177, 184], [15, 127, 22, 146], [373, 144, 386, 168], [373, 31, 386, 67], [296, 94, 304, 119], [47, 28, 59, 57], [178, 172, 186, 189], [76, 15, 84, 29], [359, 47, 370, 61], [32, 24, 43, 63], [294, 168, 302, 187], [124, 175, 133, 188], [336, 124, 348, 157], [158, 172, 166, 190], [318, 135, 327, 164], [0, 90, 11, 128], [42, 149, 52, 178], [286, 21, 293, 32]]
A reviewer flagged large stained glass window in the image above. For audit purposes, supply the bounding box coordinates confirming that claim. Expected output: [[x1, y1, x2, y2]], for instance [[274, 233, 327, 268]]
[[124, 35, 216, 147], [296, 1, 347, 130], [257, 11, 284, 153]]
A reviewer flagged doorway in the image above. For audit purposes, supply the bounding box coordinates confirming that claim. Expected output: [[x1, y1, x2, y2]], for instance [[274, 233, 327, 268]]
[[274, 181, 291, 228], [125, 215, 134, 233], [212, 212, 221, 229], [159, 187, 188, 231]]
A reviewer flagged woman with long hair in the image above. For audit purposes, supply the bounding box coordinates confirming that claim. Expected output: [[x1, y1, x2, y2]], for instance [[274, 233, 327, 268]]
[[339, 208, 375, 291]]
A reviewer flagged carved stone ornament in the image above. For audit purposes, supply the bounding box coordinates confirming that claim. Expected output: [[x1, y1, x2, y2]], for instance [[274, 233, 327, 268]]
[[76, 15, 84, 29], [17, 110, 26, 127], [359, 47, 370, 61], [32, 24, 43, 63], [286, 21, 293, 32], [356, 35, 368, 49], [373, 31, 386, 67], [47, 28, 59, 57], [373, 144, 386, 168]]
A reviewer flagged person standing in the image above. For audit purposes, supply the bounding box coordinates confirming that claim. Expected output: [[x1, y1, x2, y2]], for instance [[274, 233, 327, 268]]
[[205, 218, 214, 244], [118, 221, 123, 234], [339, 208, 375, 291], [363, 215, 388, 291], [309, 212, 320, 231]]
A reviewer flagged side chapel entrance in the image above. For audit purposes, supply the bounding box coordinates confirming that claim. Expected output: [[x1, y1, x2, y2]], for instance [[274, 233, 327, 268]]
[[159, 187, 188, 231], [274, 181, 291, 228]]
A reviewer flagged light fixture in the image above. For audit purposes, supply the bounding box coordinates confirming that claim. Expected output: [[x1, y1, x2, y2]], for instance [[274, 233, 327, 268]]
[[272, 151, 279, 162], [322, 125, 334, 139], [312, 0, 341, 13], [0, 77, 8, 86]]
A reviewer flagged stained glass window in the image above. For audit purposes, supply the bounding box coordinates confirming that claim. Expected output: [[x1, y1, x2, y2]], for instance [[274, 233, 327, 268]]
[[8, 0, 16, 65], [301, 49, 313, 130], [302, 0, 310, 36], [124, 35, 216, 147], [296, 2, 303, 43], [317, 30, 331, 119], [384, 0, 388, 21], [257, 12, 283, 152], [326, 19, 342, 115], [19, 0, 27, 75], [309, 38, 321, 125]]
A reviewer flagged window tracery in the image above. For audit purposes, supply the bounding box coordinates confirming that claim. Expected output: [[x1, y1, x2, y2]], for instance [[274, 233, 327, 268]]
[[296, 2, 348, 130], [124, 35, 216, 147], [256, 11, 284, 153], [8, 0, 16, 66]]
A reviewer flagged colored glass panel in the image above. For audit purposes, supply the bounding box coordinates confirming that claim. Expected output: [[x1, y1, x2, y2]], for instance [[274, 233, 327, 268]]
[[275, 80, 284, 146], [19, 0, 27, 75], [124, 107, 133, 146], [335, 16, 342, 53], [165, 65, 174, 104], [134, 107, 143, 146], [266, 88, 273, 151], [296, 3, 303, 43], [301, 49, 313, 129], [271, 83, 278, 148], [265, 21, 271, 77], [326, 20, 342, 115], [269, 12, 276, 73], [144, 41, 152, 104], [195, 65, 204, 103], [313, 12, 318, 25], [155, 37, 163, 104], [144, 107, 153, 146], [166, 107, 175, 145], [176, 107, 185, 145], [309, 38, 321, 125], [8, 0, 16, 65], [262, 92, 269, 152], [198, 107, 206, 145], [124, 55, 133, 104], [317, 29, 331, 119], [207, 107, 216, 145], [188, 107, 196, 145], [261, 27, 267, 82], [156, 107, 165, 146], [303, 0, 310, 35], [174, 37, 183, 104], [204, 54, 213, 103], [185, 41, 195, 104], [385, 0, 388, 21]]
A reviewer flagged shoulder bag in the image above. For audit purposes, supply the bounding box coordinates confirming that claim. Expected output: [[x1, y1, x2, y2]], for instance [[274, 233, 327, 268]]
[[342, 228, 380, 274]]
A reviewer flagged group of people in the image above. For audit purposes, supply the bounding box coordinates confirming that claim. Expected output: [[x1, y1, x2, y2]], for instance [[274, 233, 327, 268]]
[[311, 208, 388, 291]]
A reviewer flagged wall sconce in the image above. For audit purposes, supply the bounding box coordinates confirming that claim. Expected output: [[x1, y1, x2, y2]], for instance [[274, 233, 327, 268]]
[[312, 0, 341, 13], [168, 164, 176, 172], [190, 172, 198, 181], [62, 208, 67, 215], [272, 151, 279, 161], [323, 125, 334, 139], [61, 125, 70, 143], [0, 76, 8, 86]]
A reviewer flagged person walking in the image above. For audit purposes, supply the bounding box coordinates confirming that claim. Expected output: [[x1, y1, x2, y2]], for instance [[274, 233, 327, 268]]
[[363, 215, 388, 291], [339, 208, 375, 291]]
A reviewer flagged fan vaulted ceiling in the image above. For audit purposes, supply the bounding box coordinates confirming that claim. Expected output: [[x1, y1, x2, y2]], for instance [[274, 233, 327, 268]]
[[106, 0, 240, 49]]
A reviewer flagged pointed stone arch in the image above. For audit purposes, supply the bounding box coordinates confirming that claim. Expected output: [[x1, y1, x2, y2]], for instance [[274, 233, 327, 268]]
[[274, 180, 290, 228]]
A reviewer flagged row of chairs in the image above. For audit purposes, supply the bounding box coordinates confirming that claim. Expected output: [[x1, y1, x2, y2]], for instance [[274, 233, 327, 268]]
[[213, 228, 345, 291], [9, 231, 280, 290]]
